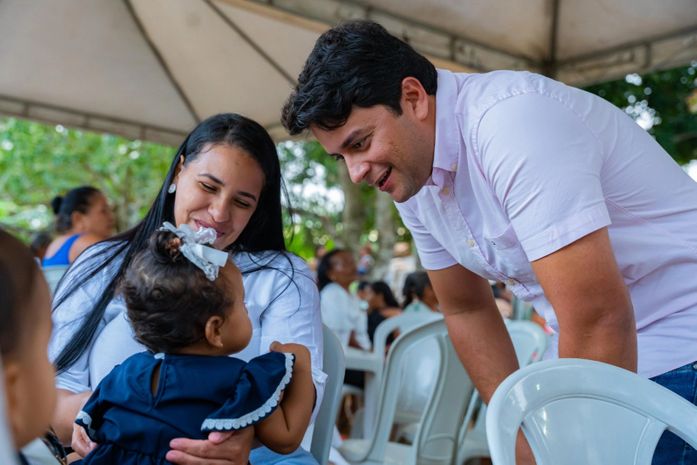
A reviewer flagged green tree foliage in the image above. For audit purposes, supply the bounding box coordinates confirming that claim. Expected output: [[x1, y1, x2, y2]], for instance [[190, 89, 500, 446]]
[[0, 117, 172, 239], [585, 62, 697, 164]]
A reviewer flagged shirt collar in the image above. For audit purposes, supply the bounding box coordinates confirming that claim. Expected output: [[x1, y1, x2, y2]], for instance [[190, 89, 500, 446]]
[[421, 69, 462, 189], [433, 68, 461, 174]]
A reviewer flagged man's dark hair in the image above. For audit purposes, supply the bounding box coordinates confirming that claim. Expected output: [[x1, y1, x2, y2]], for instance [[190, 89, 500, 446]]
[[281, 20, 437, 135], [120, 230, 232, 353]]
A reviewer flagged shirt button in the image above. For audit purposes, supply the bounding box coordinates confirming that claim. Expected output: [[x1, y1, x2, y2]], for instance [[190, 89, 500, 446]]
[[506, 279, 516, 286], [441, 187, 450, 196], [467, 239, 476, 248], [450, 162, 458, 171]]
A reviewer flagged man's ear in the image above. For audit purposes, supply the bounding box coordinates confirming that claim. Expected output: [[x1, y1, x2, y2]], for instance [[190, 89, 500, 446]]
[[401, 77, 430, 121], [204, 316, 225, 348], [3, 360, 25, 448]]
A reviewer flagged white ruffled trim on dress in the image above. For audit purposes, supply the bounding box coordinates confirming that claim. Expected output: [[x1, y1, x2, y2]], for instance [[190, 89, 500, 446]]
[[201, 352, 295, 431], [76, 410, 96, 437]]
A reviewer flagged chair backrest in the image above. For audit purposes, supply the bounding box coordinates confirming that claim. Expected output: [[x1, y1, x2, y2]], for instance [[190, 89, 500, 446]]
[[310, 325, 346, 465], [455, 319, 549, 463], [360, 319, 474, 465], [380, 312, 444, 422], [372, 311, 442, 358], [486, 358, 697, 465], [42, 265, 69, 295], [505, 320, 549, 366]]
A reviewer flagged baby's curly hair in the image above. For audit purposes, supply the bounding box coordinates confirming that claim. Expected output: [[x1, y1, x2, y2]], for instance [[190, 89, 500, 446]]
[[119, 229, 232, 353]]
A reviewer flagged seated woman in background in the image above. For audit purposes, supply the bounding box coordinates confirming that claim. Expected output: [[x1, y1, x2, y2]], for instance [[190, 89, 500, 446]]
[[363, 281, 402, 343], [402, 271, 439, 313], [317, 249, 370, 351], [42, 186, 115, 267]]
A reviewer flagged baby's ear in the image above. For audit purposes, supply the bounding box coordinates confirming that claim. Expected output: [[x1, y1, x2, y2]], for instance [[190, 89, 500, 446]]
[[3, 361, 27, 448], [204, 316, 225, 348]]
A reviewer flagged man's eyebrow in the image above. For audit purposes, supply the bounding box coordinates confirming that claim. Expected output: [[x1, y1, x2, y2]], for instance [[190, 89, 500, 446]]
[[340, 129, 364, 151]]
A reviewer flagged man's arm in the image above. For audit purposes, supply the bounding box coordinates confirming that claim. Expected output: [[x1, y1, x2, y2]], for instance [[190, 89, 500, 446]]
[[428, 264, 519, 403], [530, 227, 637, 371]]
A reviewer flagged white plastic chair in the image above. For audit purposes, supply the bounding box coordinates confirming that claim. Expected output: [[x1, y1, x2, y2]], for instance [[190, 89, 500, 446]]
[[42, 264, 69, 295], [339, 319, 475, 465], [311, 325, 346, 465], [346, 311, 442, 438], [486, 358, 697, 465], [456, 320, 549, 464]]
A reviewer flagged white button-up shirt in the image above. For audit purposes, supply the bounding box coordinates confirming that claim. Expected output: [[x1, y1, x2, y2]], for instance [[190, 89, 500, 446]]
[[396, 69, 697, 377], [319, 282, 371, 350]]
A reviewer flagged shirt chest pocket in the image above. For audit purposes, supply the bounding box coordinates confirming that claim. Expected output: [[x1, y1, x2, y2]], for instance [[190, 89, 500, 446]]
[[482, 223, 535, 281]]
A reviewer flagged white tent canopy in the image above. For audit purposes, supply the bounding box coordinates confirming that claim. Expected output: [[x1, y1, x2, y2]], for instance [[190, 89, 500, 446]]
[[1, 0, 696, 145]]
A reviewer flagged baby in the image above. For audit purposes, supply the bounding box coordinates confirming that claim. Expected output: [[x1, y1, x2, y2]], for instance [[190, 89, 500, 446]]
[[72, 223, 314, 464]]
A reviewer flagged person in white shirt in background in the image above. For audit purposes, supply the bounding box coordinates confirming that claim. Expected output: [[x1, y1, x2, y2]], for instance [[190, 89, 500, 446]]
[[317, 249, 371, 352]]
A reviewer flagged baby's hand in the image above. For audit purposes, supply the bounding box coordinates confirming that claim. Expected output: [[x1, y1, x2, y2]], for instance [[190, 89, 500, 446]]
[[269, 341, 311, 369]]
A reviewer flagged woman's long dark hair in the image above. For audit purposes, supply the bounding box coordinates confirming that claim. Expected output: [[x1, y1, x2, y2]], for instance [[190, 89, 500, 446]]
[[369, 281, 400, 309], [53, 113, 291, 373], [51, 186, 101, 234], [401, 271, 430, 308]]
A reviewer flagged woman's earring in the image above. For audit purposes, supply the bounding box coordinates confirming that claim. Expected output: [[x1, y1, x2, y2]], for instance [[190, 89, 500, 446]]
[[168, 183, 177, 194]]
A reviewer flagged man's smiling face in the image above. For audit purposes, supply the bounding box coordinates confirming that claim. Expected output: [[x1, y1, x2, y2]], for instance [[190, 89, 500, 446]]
[[311, 79, 435, 203]]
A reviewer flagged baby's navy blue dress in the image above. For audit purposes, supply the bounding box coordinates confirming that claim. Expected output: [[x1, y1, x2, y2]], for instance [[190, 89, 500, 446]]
[[74, 351, 294, 465]]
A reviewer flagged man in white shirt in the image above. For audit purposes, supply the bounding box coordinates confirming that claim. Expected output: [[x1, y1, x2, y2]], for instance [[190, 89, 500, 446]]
[[282, 20, 697, 465]]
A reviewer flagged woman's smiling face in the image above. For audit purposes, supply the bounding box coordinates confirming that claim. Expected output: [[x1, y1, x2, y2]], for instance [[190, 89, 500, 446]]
[[173, 143, 265, 250]]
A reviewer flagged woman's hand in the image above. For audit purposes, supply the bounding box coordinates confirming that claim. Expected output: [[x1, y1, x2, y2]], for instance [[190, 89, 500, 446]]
[[53, 389, 93, 444], [166, 428, 254, 465], [71, 424, 97, 458]]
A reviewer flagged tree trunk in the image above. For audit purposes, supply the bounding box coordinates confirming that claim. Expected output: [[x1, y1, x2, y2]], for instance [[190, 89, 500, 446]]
[[338, 163, 365, 252], [372, 191, 396, 280]]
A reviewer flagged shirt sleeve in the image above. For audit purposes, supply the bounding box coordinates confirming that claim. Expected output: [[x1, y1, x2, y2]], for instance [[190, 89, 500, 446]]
[[395, 201, 458, 270], [252, 255, 326, 422], [320, 285, 371, 350], [476, 92, 611, 261], [320, 284, 354, 348]]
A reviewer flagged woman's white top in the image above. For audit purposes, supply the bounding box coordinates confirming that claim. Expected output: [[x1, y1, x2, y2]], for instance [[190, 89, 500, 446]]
[[48, 243, 326, 417], [319, 282, 371, 350]]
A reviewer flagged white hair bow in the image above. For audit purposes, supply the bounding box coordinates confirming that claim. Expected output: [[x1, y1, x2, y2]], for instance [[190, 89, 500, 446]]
[[159, 222, 229, 281]]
